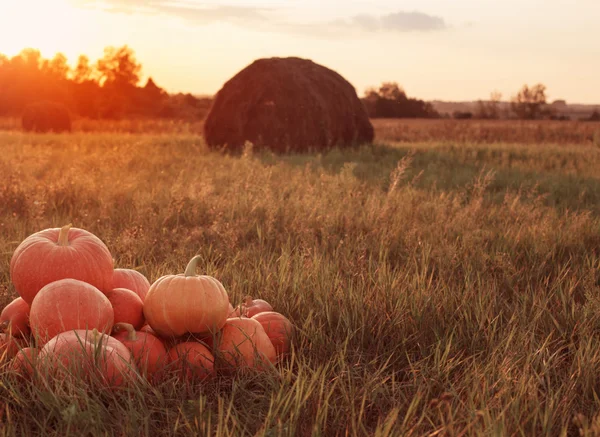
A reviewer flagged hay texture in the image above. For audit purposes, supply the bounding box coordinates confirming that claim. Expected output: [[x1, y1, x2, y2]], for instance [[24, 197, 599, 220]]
[[22, 101, 72, 133], [204, 57, 374, 152]]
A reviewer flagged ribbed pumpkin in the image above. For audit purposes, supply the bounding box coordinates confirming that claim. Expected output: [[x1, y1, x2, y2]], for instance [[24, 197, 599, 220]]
[[10, 224, 114, 304], [39, 329, 135, 387], [0, 297, 30, 337], [30, 279, 114, 346], [112, 323, 167, 380], [251, 312, 293, 357], [215, 318, 276, 372], [168, 342, 215, 381], [241, 297, 273, 317], [106, 288, 145, 330], [10, 347, 38, 378], [143, 256, 230, 337], [112, 269, 151, 302]]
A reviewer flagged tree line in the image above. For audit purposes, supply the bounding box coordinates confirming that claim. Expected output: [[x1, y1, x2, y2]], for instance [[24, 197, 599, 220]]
[[0, 46, 211, 120], [1, 46, 597, 121], [364, 82, 599, 121]]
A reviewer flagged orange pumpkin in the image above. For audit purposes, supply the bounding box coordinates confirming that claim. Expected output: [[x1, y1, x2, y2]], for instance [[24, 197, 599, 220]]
[[39, 329, 135, 387], [241, 297, 273, 317], [168, 342, 214, 381], [228, 302, 241, 318], [10, 224, 114, 304], [10, 347, 38, 378], [143, 256, 230, 337], [112, 269, 151, 302], [251, 312, 293, 357], [0, 297, 30, 337], [30, 279, 114, 346], [215, 318, 276, 372], [140, 325, 157, 335], [106, 288, 144, 330], [112, 322, 167, 380]]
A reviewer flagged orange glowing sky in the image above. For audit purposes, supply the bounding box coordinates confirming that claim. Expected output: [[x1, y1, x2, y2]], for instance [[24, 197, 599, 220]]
[[1, 0, 599, 103]]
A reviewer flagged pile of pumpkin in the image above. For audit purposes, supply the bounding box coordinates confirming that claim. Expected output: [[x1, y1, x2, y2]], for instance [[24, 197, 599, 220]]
[[0, 224, 292, 386]]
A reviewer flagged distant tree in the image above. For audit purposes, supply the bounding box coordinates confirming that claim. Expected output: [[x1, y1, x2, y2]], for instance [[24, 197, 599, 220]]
[[142, 78, 166, 100], [362, 82, 438, 118], [96, 46, 141, 90], [453, 111, 473, 120], [587, 110, 600, 122], [42, 53, 69, 79], [73, 55, 95, 84], [475, 91, 502, 119], [16, 48, 42, 71], [511, 84, 547, 119], [378, 82, 407, 100]]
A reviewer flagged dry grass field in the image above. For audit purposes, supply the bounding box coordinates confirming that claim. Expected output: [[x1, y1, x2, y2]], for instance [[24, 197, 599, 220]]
[[1, 118, 600, 435]]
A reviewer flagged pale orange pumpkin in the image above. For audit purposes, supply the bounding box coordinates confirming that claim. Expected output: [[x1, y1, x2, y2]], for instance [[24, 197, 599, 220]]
[[0, 297, 30, 337], [10, 347, 38, 378], [251, 312, 293, 357], [215, 318, 276, 372], [112, 269, 151, 302], [168, 342, 215, 381], [30, 279, 114, 346], [112, 322, 167, 380], [10, 224, 114, 304], [106, 288, 145, 330], [39, 329, 136, 387], [241, 297, 273, 317], [228, 302, 241, 318], [143, 256, 230, 337]]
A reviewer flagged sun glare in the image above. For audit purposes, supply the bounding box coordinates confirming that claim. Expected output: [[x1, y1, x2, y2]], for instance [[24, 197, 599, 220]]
[[0, 0, 100, 61]]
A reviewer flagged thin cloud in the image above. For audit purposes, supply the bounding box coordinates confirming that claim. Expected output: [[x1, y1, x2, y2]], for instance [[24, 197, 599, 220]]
[[74, 0, 271, 24], [347, 11, 448, 32], [73, 1, 449, 36]]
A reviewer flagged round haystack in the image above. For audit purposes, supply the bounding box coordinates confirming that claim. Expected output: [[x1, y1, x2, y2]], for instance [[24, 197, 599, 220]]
[[22, 101, 72, 133], [204, 57, 374, 153]]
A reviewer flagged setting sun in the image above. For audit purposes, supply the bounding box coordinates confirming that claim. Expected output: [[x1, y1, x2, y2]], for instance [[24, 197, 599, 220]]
[[0, 0, 102, 60]]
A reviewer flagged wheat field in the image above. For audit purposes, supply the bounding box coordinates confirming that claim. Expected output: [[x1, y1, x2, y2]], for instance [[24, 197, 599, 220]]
[[1, 120, 600, 436]]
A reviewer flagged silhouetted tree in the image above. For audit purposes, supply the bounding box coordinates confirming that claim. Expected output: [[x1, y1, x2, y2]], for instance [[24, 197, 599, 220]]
[[73, 55, 94, 83], [42, 53, 69, 79], [362, 82, 438, 118], [476, 91, 502, 119], [97, 46, 141, 90], [378, 82, 407, 100], [511, 84, 547, 119], [0, 45, 208, 121]]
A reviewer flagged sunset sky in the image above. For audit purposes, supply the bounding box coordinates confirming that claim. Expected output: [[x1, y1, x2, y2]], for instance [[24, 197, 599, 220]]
[[1, 0, 598, 103]]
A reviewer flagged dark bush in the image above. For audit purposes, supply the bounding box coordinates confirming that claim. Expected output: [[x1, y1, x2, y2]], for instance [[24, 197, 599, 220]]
[[204, 57, 374, 153], [22, 101, 72, 133]]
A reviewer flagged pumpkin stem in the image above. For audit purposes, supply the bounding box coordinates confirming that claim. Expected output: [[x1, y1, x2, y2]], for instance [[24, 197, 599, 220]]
[[57, 224, 72, 246], [184, 255, 203, 277], [113, 323, 137, 341]]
